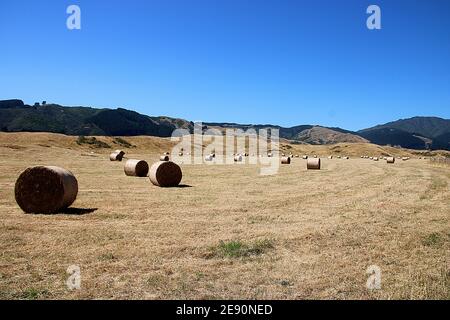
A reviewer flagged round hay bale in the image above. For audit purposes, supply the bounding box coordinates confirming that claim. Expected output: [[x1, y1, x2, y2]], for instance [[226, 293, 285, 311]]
[[205, 155, 213, 161], [110, 150, 125, 161], [178, 152, 183, 156], [124, 159, 149, 177], [373, 157, 379, 161], [149, 161, 182, 187], [307, 158, 321, 170], [302, 155, 308, 159], [342, 156, 349, 160], [267, 153, 273, 157], [160, 155, 170, 161], [295, 154, 299, 157], [14, 166, 78, 214], [313, 155, 317, 158], [328, 155, 333, 159], [281, 156, 291, 164], [234, 155, 243, 162], [386, 157, 395, 163]]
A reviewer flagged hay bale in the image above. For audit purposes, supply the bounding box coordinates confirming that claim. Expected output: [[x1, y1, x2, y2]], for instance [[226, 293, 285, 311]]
[[205, 155, 213, 161], [373, 157, 379, 161], [178, 152, 183, 156], [267, 153, 273, 157], [124, 159, 149, 177], [302, 155, 308, 159], [313, 155, 317, 158], [307, 158, 321, 170], [234, 155, 243, 162], [386, 157, 395, 163], [160, 155, 170, 161], [295, 155, 299, 158], [14, 166, 78, 214], [281, 156, 291, 164], [110, 150, 125, 161], [328, 156, 333, 159], [342, 156, 349, 159], [149, 161, 182, 187]]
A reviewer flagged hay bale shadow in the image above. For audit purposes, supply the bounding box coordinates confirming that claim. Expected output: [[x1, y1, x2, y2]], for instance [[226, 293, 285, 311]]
[[176, 184, 192, 188], [59, 208, 98, 215]]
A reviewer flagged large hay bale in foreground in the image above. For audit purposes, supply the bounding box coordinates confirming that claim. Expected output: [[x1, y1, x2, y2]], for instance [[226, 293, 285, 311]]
[[281, 156, 291, 164], [15, 166, 78, 214], [307, 158, 321, 170], [149, 161, 182, 187], [386, 157, 395, 163], [110, 150, 125, 161], [124, 159, 149, 177]]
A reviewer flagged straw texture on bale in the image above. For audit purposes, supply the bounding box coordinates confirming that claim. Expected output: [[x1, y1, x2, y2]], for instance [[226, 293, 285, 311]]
[[307, 158, 321, 170], [386, 157, 395, 163], [160, 155, 170, 161], [124, 159, 149, 177], [15, 166, 78, 214], [281, 156, 291, 164], [149, 161, 182, 187], [110, 150, 125, 161]]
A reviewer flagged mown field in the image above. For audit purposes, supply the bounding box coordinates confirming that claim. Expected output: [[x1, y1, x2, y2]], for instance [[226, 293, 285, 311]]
[[0, 133, 449, 299]]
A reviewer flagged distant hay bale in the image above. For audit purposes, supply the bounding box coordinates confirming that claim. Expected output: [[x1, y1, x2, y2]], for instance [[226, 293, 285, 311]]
[[178, 152, 183, 156], [210, 153, 216, 158], [124, 159, 149, 177], [386, 157, 395, 163], [267, 153, 273, 157], [149, 161, 182, 187], [281, 156, 291, 164], [160, 155, 170, 161], [373, 157, 379, 161], [205, 155, 213, 161], [342, 156, 349, 159], [313, 155, 317, 158], [14, 166, 78, 214], [164, 152, 170, 155], [337, 155, 341, 159], [402, 157, 410, 161], [234, 155, 243, 162], [328, 155, 333, 159], [307, 158, 321, 170], [369, 157, 373, 160], [295, 154, 299, 157], [110, 150, 125, 161], [302, 155, 308, 159]]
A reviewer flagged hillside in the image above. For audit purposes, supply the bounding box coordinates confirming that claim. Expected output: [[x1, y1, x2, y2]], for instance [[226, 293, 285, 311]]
[[358, 117, 450, 150], [0, 99, 448, 150], [0, 100, 193, 137]]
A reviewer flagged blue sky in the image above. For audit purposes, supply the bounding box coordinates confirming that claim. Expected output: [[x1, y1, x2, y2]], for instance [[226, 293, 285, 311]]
[[0, 0, 449, 130]]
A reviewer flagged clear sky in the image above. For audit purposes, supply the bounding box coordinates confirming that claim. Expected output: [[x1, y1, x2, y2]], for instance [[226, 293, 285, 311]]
[[0, 0, 449, 130]]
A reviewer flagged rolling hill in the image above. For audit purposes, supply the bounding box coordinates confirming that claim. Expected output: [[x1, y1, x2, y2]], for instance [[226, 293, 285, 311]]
[[358, 117, 450, 150], [0, 99, 448, 150]]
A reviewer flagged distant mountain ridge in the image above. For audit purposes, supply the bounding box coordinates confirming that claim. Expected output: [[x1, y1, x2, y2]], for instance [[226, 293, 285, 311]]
[[0, 99, 449, 150]]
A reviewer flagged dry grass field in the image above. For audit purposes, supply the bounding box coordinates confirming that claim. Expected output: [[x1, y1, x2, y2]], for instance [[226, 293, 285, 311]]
[[0, 133, 449, 300]]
